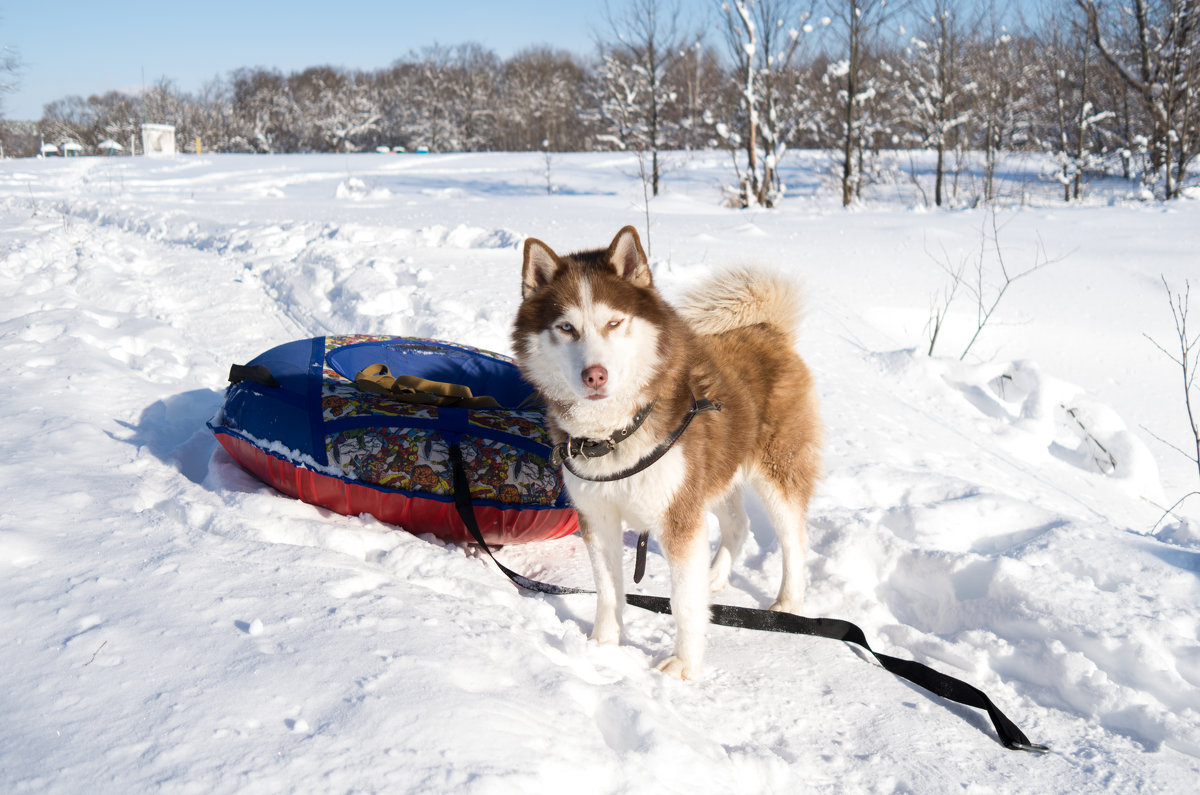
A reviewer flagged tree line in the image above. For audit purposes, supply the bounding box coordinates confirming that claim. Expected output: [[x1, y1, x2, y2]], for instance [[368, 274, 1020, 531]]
[[4, 0, 1198, 203]]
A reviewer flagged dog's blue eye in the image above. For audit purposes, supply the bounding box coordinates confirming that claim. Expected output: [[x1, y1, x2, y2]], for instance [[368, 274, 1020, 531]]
[[607, 319, 623, 329], [558, 323, 575, 334]]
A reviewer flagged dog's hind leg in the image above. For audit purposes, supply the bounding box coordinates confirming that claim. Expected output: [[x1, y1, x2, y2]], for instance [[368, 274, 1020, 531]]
[[756, 481, 809, 614], [579, 512, 625, 646], [709, 486, 749, 593]]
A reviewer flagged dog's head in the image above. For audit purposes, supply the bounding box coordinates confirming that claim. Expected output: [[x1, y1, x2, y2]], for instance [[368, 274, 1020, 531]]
[[512, 226, 668, 421]]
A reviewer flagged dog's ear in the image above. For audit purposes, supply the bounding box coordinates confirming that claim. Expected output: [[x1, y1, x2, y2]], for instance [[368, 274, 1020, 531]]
[[606, 226, 651, 287], [522, 238, 560, 298]]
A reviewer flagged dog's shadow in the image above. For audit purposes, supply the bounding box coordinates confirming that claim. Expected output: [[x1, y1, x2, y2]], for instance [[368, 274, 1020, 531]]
[[724, 493, 782, 608]]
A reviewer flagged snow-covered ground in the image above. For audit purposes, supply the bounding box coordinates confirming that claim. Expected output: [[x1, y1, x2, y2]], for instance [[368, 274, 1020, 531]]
[[2, 150, 1198, 792]]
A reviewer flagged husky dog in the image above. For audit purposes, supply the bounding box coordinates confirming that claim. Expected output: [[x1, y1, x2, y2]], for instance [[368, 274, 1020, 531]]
[[511, 226, 821, 679]]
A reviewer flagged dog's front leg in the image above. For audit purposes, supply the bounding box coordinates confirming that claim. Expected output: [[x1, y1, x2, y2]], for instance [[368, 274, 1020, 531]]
[[655, 518, 710, 680], [579, 511, 625, 646]]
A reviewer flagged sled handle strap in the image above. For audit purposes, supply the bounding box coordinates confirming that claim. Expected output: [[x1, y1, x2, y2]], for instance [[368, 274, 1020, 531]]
[[229, 363, 279, 388], [355, 364, 502, 408], [447, 444, 1047, 754]]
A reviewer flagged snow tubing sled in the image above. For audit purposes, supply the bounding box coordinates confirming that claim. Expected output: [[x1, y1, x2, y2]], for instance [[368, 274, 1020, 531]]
[[208, 335, 578, 545]]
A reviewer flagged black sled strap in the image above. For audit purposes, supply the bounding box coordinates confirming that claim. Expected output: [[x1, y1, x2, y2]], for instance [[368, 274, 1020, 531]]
[[228, 363, 279, 388], [447, 444, 1047, 754]]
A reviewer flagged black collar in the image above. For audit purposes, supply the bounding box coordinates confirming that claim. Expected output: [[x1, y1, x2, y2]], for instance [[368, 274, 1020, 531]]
[[550, 402, 656, 467], [551, 397, 722, 483]]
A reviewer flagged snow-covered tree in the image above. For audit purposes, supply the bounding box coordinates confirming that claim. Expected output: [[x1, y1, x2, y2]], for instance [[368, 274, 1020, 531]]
[[186, 77, 237, 153], [395, 44, 499, 152], [666, 42, 729, 150], [896, 0, 974, 206], [965, 10, 1039, 203], [1075, 0, 1200, 199], [597, 0, 692, 195], [141, 78, 195, 143], [715, 0, 821, 208], [498, 47, 591, 152], [230, 68, 298, 153], [1034, 5, 1117, 201], [38, 95, 95, 149], [286, 67, 381, 153], [824, 0, 906, 207]]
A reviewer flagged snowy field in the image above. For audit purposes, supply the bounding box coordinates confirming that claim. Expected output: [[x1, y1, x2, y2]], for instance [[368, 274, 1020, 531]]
[[2, 149, 1199, 792]]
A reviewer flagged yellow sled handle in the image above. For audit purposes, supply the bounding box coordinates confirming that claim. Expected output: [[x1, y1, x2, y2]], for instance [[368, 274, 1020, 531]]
[[353, 363, 503, 409]]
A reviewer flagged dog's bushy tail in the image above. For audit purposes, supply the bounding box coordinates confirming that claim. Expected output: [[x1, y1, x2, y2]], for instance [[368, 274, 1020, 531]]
[[675, 266, 805, 345]]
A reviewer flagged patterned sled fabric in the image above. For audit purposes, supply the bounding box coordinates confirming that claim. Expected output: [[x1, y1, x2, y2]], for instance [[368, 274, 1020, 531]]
[[210, 335, 577, 545]]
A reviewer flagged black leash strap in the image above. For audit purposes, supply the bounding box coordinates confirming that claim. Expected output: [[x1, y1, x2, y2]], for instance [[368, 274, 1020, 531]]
[[633, 531, 649, 584], [447, 444, 1047, 754], [448, 445, 591, 597]]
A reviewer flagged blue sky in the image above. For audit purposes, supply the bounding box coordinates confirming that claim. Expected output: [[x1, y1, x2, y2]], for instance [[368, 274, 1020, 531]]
[[1, 1, 607, 120]]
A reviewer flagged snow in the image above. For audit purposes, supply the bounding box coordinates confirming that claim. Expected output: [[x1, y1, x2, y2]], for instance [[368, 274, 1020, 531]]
[[2, 150, 1199, 792]]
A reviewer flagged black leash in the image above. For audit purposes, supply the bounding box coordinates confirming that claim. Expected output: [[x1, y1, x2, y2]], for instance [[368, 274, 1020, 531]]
[[446, 444, 1048, 754]]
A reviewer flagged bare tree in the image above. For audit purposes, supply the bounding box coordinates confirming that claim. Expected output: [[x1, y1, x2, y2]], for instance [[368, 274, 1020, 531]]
[[667, 41, 727, 150], [597, 0, 692, 195], [960, 211, 1055, 360], [1, 11, 20, 155], [1145, 277, 1200, 479], [1074, 0, 1200, 199], [924, 209, 1055, 360], [38, 95, 93, 148], [188, 76, 237, 153], [1, 41, 18, 121], [924, 240, 968, 356], [91, 91, 139, 150]]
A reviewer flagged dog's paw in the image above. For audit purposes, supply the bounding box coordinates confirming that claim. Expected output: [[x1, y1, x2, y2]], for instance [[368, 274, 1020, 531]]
[[654, 655, 699, 680], [768, 597, 802, 615], [589, 627, 621, 646], [708, 555, 732, 593]]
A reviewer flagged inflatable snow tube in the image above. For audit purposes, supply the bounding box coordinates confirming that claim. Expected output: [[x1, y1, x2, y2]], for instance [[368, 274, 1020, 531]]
[[208, 335, 578, 545]]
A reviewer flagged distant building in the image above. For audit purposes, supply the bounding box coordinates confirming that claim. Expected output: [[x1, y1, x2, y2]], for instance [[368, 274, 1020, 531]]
[[141, 124, 176, 156]]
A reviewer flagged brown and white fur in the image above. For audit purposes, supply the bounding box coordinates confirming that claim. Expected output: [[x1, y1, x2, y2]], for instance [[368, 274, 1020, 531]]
[[511, 226, 821, 679]]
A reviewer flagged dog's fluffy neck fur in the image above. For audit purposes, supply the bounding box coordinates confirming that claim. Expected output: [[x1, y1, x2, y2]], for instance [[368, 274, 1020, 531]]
[[549, 324, 712, 485]]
